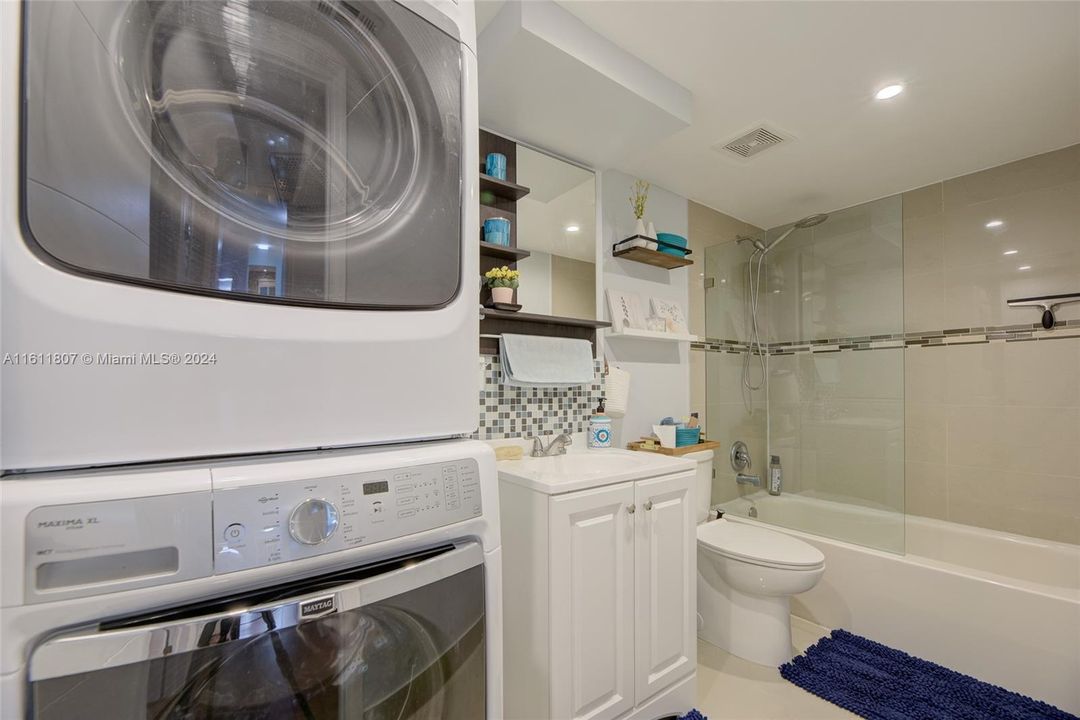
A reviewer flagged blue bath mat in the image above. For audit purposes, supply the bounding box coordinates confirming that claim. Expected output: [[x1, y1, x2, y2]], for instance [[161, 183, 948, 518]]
[[780, 629, 1076, 720]]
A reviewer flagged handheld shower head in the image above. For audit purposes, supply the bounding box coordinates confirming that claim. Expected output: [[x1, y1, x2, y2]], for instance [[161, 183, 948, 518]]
[[763, 212, 829, 253], [794, 213, 829, 229]]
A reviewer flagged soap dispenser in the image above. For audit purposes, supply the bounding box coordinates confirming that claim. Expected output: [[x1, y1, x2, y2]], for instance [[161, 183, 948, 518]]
[[588, 401, 612, 449]]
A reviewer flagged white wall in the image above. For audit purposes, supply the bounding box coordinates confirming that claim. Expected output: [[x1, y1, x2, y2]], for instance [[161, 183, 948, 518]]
[[600, 170, 690, 446]]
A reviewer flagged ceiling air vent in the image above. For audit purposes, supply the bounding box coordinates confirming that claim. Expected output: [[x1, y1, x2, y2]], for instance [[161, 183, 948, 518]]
[[715, 126, 791, 160]]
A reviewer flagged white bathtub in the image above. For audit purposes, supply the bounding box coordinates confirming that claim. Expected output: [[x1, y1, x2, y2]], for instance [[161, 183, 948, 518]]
[[720, 493, 1080, 715]]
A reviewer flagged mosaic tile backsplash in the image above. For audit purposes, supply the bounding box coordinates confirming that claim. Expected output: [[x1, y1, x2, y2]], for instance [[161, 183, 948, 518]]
[[472, 355, 605, 440]]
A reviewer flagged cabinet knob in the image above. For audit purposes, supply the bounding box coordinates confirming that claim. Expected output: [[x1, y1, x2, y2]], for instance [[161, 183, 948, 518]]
[[627, 503, 636, 514], [644, 500, 653, 511]]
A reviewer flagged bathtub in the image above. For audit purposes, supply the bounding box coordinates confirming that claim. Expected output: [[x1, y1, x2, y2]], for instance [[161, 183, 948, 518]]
[[720, 492, 1080, 714]]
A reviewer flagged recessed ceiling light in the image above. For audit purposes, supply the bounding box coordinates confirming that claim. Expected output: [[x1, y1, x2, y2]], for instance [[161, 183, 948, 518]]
[[985, 219, 1005, 229], [565, 224, 580, 233], [1018, 265, 1032, 271], [874, 84, 904, 100], [1003, 249, 1018, 256]]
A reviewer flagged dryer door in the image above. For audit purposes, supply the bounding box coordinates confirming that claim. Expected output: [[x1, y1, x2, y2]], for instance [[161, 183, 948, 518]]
[[23, 0, 462, 308], [29, 543, 486, 719]]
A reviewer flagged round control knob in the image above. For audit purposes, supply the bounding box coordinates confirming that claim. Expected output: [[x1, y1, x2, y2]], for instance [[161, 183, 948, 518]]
[[288, 498, 339, 546]]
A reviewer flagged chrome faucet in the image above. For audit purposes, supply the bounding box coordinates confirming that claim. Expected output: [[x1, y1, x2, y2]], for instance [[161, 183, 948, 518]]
[[731, 441, 760, 487], [528, 433, 574, 457], [736, 473, 762, 487]]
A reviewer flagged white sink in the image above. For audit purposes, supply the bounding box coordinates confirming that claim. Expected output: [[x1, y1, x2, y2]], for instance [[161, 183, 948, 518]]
[[498, 448, 694, 494]]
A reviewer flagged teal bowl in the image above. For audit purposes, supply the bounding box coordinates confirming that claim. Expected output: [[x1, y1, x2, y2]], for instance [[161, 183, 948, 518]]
[[656, 232, 688, 257], [675, 427, 701, 447]]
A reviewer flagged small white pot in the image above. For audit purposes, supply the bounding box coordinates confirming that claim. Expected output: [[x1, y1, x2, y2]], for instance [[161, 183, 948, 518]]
[[491, 286, 515, 304], [634, 217, 647, 238], [646, 221, 657, 239]]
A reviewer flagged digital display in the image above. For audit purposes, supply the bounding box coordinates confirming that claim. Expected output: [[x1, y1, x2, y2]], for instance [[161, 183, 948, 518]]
[[363, 481, 389, 495]]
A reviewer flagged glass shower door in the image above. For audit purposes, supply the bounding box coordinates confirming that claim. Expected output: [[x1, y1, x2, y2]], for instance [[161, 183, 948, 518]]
[[703, 195, 905, 554], [764, 196, 905, 553]]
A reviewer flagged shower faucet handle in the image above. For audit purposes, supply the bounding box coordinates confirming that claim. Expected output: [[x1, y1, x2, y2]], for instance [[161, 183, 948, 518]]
[[730, 440, 752, 471]]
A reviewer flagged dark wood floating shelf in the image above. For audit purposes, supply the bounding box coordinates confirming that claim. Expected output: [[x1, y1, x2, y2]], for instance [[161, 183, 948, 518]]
[[480, 174, 531, 203], [613, 244, 694, 270], [479, 241, 531, 261], [480, 308, 612, 330]]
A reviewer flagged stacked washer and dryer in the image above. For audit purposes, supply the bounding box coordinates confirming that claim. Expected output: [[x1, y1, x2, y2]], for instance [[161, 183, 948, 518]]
[[0, 0, 499, 717]]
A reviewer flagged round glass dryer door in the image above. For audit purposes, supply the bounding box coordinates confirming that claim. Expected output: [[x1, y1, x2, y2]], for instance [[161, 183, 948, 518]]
[[22, 0, 463, 308]]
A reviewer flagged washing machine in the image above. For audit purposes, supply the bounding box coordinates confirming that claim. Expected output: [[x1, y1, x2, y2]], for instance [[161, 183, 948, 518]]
[[0, 439, 502, 718], [0, 0, 480, 472]]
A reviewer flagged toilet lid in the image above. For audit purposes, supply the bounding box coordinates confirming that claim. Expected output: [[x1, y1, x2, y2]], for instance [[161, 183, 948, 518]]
[[697, 520, 825, 568]]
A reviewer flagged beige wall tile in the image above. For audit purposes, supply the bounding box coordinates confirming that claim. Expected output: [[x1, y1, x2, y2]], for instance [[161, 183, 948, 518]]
[[906, 403, 947, 464], [941, 143, 1080, 208], [904, 271, 946, 333], [902, 183, 943, 220], [905, 347, 947, 404], [905, 461, 948, 520], [706, 347, 753, 404], [688, 200, 762, 338], [938, 145, 1080, 329], [947, 465, 1080, 545], [902, 212, 945, 276], [702, 240, 759, 340], [946, 405, 1080, 476]]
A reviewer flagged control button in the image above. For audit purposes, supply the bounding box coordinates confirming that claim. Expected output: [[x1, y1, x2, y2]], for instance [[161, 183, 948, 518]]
[[398, 509, 417, 519], [289, 498, 339, 546], [223, 523, 245, 543], [397, 496, 417, 506]]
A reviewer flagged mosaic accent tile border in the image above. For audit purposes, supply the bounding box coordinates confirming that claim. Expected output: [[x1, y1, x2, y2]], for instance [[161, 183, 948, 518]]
[[691, 320, 1080, 357], [472, 355, 605, 441]]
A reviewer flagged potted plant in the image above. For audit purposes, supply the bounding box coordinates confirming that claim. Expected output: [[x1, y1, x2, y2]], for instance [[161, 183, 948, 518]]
[[483, 265, 520, 305], [629, 179, 651, 238]]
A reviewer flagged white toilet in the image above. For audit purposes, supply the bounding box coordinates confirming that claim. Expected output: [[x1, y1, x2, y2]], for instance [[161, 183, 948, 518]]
[[686, 450, 825, 667]]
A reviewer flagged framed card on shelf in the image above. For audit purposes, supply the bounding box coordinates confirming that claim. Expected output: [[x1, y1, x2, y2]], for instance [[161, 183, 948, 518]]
[[649, 297, 688, 334], [606, 289, 647, 332]]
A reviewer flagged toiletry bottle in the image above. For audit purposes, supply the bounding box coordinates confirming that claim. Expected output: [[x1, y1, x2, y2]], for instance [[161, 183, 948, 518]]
[[768, 455, 783, 495], [588, 401, 612, 449]]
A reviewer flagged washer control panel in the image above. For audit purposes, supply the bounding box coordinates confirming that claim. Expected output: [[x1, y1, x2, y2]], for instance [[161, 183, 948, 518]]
[[212, 458, 481, 573]]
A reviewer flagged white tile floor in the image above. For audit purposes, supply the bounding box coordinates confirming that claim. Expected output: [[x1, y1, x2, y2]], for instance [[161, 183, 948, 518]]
[[696, 617, 858, 720]]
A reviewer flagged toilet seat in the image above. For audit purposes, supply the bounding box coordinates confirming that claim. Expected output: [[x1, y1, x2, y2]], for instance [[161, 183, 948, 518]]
[[697, 519, 825, 570]]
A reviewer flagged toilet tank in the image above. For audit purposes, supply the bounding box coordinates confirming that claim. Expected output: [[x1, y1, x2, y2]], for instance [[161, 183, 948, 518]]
[[683, 450, 714, 523]]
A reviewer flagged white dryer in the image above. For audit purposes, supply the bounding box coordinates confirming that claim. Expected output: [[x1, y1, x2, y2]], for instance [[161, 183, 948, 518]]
[[0, 439, 502, 719], [1, 0, 480, 471]]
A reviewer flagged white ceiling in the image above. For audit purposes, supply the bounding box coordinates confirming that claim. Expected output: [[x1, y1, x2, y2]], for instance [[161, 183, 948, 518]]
[[476, 1, 1080, 229]]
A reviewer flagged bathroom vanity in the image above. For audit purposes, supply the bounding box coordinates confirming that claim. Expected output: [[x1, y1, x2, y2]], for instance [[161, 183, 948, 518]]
[[498, 449, 697, 720]]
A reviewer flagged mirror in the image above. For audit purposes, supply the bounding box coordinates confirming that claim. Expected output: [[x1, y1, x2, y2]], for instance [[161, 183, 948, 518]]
[[514, 146, 596, 320]]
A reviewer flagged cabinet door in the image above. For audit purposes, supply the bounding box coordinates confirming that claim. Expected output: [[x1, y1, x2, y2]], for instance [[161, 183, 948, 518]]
[[549, 482, 636, 720], [634, 471, 696, 704]]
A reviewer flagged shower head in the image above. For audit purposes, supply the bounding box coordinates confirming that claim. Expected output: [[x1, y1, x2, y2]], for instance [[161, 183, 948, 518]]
[[794, 213, 829, 229], [763, 212, 829, 253]]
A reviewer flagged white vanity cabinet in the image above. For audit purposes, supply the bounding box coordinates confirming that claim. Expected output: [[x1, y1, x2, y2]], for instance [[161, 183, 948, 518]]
[[499, 452, 696, 720]]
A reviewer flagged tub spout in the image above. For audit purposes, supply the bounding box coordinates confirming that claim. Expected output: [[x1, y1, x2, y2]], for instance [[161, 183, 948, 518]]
[[736, 473, 761, 487]]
